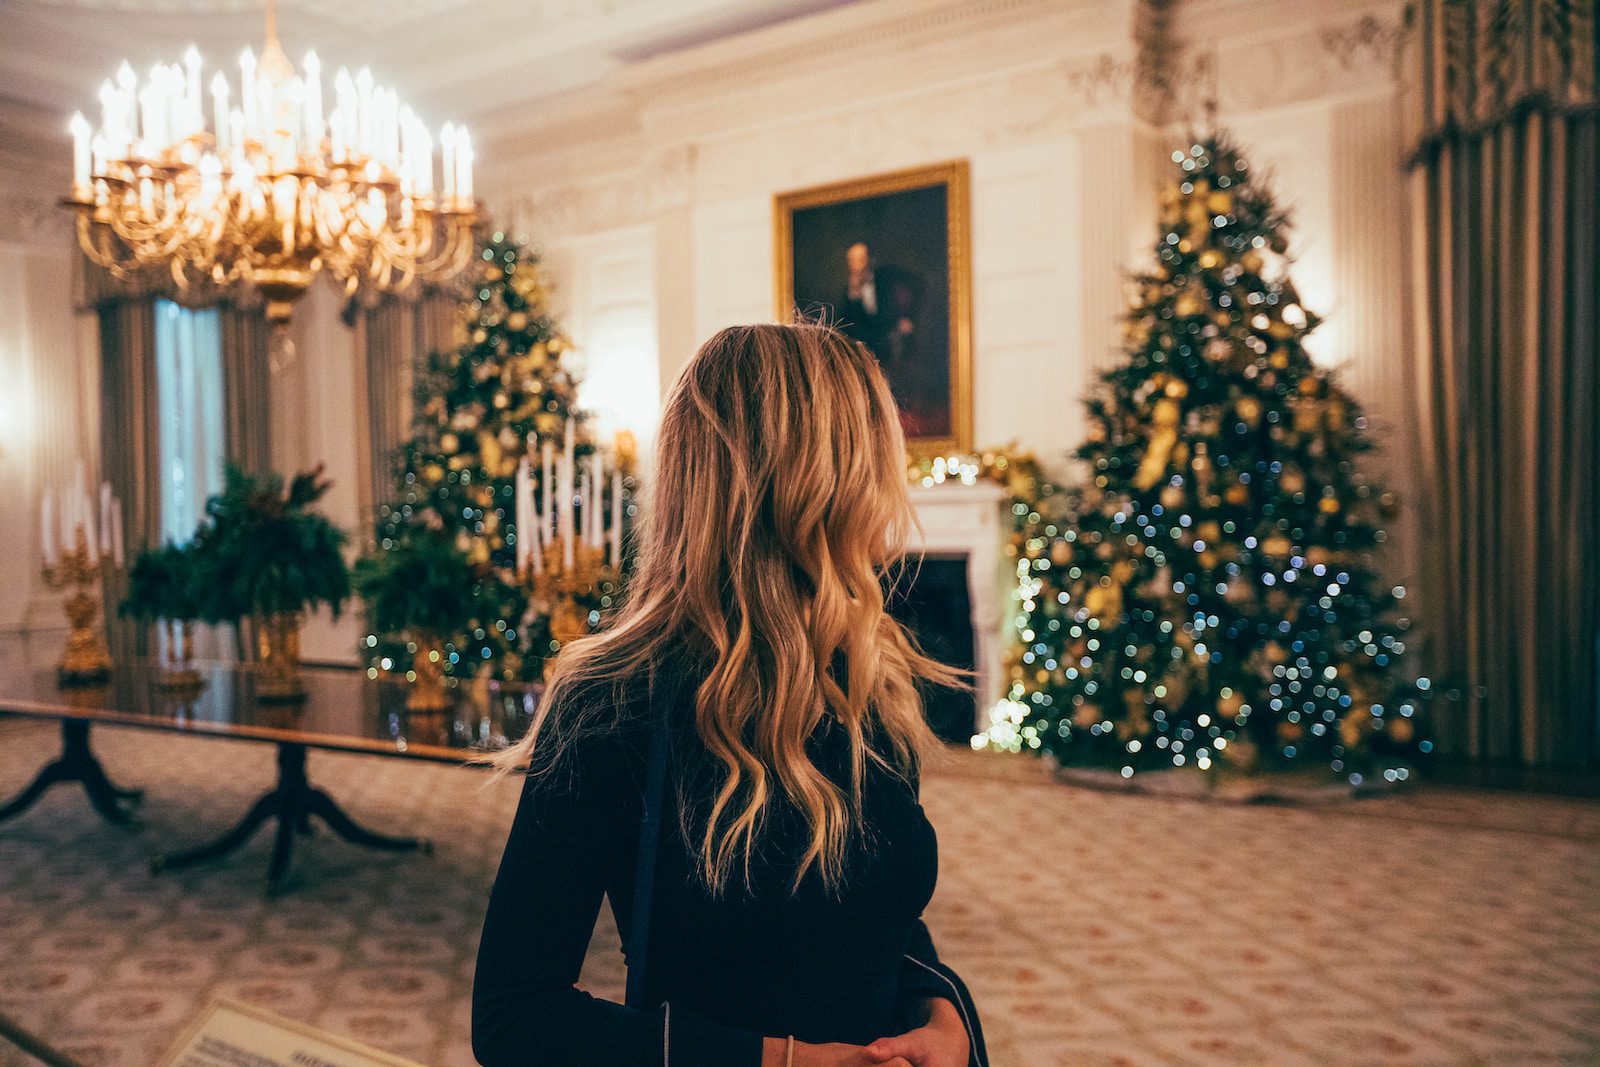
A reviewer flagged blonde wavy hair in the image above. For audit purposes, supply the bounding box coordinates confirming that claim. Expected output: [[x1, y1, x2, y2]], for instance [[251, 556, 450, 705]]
[[484, 322, 962, 894]]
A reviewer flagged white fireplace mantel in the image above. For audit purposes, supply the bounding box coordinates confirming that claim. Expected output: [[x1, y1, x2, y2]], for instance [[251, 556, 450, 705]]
[[905, 479, 1010, 735]]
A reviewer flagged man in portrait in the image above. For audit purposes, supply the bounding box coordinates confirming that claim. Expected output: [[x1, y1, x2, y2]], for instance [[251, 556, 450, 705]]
[[838, 241, 889, 357]]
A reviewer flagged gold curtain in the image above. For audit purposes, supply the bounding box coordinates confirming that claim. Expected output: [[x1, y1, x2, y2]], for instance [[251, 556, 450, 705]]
[[219, 307, 273, 474], [1407, 0, 1599, 769]]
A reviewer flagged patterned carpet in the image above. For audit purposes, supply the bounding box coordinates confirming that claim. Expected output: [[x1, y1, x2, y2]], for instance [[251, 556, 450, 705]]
[[0, 715, 1597, 1067]]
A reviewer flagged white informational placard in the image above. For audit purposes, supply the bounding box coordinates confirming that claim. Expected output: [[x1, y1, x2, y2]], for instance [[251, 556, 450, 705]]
[[158, 998, 427, 1067]]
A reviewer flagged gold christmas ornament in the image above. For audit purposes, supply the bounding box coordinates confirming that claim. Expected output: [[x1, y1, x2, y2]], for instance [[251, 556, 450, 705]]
[[1072, 703, 1103, 729], [1222, 736, 1259, 769], [1133, 397, 1181, 490], [1339, 715, 1366, 748], [1293, 401, 1322, 433], [478, 433, 503, 475]]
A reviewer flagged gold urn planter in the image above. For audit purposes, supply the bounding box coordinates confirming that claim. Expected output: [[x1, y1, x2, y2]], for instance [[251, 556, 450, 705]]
[[157, 618, 204, 691], [406, 636, 452, 712], [252, 612, 306, 703]]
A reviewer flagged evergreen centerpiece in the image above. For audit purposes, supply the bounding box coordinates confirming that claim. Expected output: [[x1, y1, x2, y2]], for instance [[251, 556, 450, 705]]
[[984, 138, 1427, 786], [367, 232, 634, 683], [352, 531, 477, 710], [120, 541, 205, 687], [192, 465, 350, 700]]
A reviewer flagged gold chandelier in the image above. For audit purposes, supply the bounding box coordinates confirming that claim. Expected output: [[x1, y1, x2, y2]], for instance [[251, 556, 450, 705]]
[[63, 0, 477, 364]]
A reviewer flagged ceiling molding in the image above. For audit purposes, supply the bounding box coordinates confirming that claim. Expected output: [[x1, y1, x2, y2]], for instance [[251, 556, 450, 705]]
[[617, 0, 1133, 108]]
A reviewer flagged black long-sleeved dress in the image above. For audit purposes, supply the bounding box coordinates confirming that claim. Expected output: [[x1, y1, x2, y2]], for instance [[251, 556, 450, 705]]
[[471, 665, 983, 1066]]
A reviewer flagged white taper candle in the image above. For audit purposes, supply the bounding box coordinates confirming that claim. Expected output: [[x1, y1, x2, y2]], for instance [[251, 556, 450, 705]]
[[99, 481, 113, 554], [40, 488, 57, 568], [609, 466, 622, 570], [111, 497, 124, 567], [541, 439, 555, 542]]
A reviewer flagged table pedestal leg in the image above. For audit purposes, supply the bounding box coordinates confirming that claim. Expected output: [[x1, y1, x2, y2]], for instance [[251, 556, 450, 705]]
[[151, 742, 431, 893], [0, 720, 141, 827]]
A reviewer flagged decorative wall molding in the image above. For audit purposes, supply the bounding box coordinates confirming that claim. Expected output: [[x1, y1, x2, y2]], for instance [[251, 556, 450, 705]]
[[0, 186, 71, 248], [1322, 12, 1409, 74], [1184, 1, 1408, 119]]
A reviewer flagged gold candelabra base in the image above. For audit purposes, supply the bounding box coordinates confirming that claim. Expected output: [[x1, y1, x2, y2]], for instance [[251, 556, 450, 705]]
[[44, 536, 114, 689], [407, 638, 452, 712], [529, 544, 616, 648]]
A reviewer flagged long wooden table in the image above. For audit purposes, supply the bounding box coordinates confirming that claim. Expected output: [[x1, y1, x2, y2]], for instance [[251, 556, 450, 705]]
[[0, 640, 537, 894]]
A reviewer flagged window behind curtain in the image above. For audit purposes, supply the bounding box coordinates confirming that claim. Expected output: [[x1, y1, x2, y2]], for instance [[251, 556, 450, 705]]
[[154, 299, 225, 543]]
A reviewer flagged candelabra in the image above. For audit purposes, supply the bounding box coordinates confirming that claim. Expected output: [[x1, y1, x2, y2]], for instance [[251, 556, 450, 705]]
[[529, 542, 615, 648], [43, 526, 115, 687]]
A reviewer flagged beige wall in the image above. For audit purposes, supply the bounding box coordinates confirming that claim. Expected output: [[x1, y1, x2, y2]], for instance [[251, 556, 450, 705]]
[[0, 100, 97, 640]]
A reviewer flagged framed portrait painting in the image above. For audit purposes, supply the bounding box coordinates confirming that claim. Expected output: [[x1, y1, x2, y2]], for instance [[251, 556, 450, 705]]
[[774, 161, 973, 453]]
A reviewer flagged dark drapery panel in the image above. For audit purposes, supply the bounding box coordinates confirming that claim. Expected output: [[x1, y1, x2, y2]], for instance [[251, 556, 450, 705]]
[[1406, 0, 1599, 770], [96, 300, 163, 661], [219, 306, 273, 474]]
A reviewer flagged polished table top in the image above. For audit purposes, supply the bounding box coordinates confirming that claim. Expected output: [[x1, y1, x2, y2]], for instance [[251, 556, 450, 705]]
[[0, 635, 538, 763]]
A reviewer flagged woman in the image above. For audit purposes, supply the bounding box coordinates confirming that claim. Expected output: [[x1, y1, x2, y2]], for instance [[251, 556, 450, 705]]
[[473, 323, 985, 1067]]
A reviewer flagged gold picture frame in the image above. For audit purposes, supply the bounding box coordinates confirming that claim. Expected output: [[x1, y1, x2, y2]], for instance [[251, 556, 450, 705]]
[[774, 160, 973, 454]]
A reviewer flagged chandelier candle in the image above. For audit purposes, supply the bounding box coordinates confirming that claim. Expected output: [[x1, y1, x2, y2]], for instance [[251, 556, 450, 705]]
[[61, 0, 477, 368]]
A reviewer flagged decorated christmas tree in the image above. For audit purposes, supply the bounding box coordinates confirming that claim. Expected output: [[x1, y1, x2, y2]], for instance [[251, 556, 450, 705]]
[[982, 139, 1426, 783], [365, 232, 632, 682]]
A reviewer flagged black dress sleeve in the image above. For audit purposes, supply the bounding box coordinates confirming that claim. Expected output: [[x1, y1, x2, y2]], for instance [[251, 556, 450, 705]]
[[471, 723, 761, 1066]]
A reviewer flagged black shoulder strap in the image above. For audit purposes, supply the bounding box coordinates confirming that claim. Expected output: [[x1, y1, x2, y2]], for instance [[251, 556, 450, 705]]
[[624, 685, 671, 1010]]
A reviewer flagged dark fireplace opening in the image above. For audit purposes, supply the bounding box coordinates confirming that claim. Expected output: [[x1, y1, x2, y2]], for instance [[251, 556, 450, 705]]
[[886, 555, 976, 744]]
